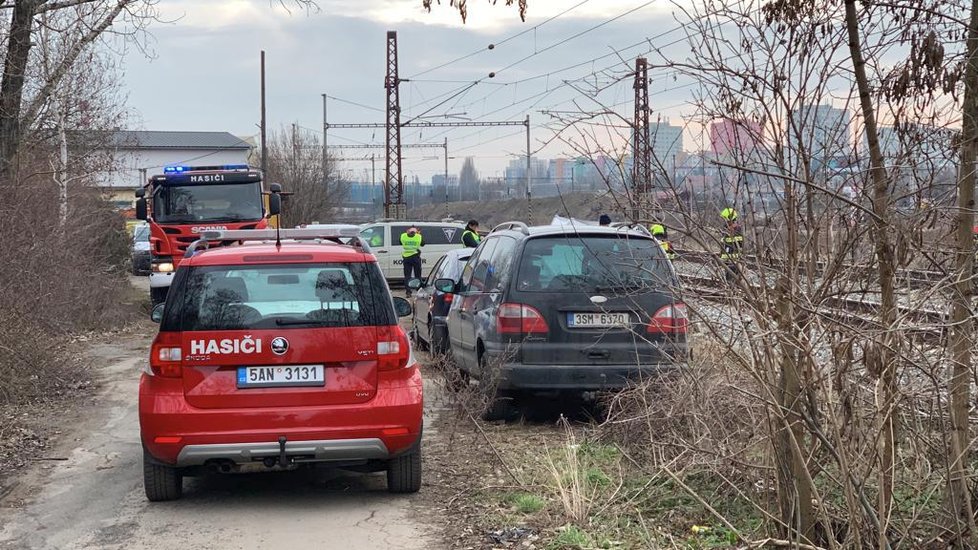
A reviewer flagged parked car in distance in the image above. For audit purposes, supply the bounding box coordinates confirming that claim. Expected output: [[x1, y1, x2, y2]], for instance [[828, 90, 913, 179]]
[[438, 221, 688, 419], [358, 220, 467, 283], [409, 248, 473, 354], [139, 227, 422, 502], [131, 223, 151, 275]]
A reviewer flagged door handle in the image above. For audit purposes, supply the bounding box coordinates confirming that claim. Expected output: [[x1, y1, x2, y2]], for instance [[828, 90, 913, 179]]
[[376, 250, 389, 253]]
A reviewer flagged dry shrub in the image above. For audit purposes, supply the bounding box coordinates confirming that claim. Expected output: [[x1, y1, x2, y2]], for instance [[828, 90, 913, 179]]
[[0, 174, 136, 405], [603, 343, 767, 477]]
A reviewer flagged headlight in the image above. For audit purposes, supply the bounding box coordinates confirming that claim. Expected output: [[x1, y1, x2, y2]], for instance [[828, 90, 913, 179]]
[[153, 262, 174, 273]]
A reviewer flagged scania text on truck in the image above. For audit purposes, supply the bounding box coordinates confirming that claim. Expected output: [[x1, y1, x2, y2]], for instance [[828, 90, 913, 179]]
[[135, 165, 271, 304]]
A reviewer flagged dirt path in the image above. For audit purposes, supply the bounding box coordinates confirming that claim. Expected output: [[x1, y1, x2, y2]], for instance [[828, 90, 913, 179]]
[[0, 324, 440, 549]]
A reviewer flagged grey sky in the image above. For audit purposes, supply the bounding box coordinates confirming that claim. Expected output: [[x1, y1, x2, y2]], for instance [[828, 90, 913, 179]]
[[122, 0, 697, 180]]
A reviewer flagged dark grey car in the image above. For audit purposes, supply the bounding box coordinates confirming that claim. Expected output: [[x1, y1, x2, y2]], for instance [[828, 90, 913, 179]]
[[410, 248, 473, 353], [131, 223, 151, 275], [439, 222, 688, 414]]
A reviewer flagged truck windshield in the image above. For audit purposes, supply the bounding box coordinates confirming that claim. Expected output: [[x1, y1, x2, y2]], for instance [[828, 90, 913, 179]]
[[153, 182, 263, 223]]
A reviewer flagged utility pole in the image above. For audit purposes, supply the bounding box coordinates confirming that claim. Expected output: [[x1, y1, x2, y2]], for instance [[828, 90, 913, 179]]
[[632, 57, 651, 222], [321, 94, 328, 186], [385, 31, 405, 220], [260, 50, 267, 174], [444, 137, 449, 214], [525, 114, 532, 223], [291, 123, 299, 182]]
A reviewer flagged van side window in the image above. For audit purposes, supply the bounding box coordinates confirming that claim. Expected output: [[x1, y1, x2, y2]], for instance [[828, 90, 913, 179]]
[[391, 226, 412, 243], [391, 225, 462, 245], [360, 226, 385, 247], [434, 225, 463, 245], [485, 236, 517, 291]]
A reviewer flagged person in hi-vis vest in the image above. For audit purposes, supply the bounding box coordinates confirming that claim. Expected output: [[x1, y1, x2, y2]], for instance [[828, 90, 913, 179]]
[[462, 220, 481, 248], [400, 225, 424, 296]]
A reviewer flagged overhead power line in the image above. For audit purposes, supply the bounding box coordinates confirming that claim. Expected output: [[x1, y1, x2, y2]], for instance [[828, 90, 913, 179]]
[[406, 0, 594, 80]]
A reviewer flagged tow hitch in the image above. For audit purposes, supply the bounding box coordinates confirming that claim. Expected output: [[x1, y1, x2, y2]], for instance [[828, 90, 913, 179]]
[[278, 436, 289, 467]]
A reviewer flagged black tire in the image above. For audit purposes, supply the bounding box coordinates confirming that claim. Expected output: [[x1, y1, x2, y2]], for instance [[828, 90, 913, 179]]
[[477, 351, 518, 421], [150, 286, 168, 305], [430, 323, 447, 355], [411, 324, 429, 352], [143, 451, 183, 502], [387, 447, 422, 493]]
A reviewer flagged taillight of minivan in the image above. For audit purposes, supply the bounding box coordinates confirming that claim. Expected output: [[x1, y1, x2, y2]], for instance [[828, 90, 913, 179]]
[[149, 332, 182, 378], [647, 303, 688, 334], [497, 303, 549, 335], [377, 325, 411, 371]]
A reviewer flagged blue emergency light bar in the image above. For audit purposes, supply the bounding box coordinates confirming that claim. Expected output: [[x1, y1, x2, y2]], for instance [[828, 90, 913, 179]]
[[163, 164, 250, 174]]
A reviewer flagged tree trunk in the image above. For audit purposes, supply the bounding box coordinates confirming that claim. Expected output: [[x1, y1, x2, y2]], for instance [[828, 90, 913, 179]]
[[0, 0, 39, 182], [57, 98, 68, 227], [946, 0, 978, 545], [773, 160, 816, 542], [843, 1, 898, 546]]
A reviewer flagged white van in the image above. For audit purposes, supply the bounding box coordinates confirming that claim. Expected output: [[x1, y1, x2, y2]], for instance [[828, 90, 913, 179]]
[[359, 220, 468, 282]]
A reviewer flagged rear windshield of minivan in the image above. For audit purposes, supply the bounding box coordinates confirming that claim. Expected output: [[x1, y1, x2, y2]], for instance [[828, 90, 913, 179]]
[[162, 262, 395, 331], [515, 235, 675, 293]]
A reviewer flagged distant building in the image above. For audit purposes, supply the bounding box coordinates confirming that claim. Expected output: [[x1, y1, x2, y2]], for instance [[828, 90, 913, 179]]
[[788, 104, 851, 166], [649, 122, 684, 168], [504, 157, 548, 196], [431, 173, 459, 203], [710, 118, 762, 157], [100, 130, 252, 207], [873, 124, 955, 166]]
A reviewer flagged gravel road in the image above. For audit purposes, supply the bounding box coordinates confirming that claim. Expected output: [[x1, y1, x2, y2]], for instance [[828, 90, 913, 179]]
[[0, 318, 437, 549]]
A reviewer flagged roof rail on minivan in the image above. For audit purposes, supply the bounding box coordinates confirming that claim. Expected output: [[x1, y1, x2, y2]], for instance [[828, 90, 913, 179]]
[[491, 221, 530, 235], [611, 222, 653, 237]]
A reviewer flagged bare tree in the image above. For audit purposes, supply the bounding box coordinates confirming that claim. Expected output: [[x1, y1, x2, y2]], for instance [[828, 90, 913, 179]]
[[265, 125, 347, 226], [421, 0, 526, 22], [459, 156, 480, 201]]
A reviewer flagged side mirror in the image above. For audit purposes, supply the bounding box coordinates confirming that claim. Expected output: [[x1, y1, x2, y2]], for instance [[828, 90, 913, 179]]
[[392, 296, 412, 318], [135, 188, 145, 198], [267, 193, 282, 217], [433, 278, 456, 294], [407, 278, 422, 290], [135, 198, 147, 221], [150, 303, 165, 323]]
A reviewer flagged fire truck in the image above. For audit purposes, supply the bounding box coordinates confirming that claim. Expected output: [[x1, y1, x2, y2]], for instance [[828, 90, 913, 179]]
[[135, 165, 274, 304]]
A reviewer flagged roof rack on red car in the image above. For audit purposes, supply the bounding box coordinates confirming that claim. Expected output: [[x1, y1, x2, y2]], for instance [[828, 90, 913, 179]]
[[184, 226, 370, 258]]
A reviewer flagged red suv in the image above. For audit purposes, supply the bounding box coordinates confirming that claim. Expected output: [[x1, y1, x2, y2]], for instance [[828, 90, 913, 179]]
[[139, 226, 422, 501]]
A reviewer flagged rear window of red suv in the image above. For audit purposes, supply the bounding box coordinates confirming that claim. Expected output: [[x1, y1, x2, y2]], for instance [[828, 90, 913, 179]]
[[161, 262, 395, 331]]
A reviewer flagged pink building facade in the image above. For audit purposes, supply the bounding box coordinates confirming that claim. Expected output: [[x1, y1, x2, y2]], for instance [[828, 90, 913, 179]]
[[710, 118, 762, 156]]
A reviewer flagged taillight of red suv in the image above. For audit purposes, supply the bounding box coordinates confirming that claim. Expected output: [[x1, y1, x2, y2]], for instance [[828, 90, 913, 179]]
[[149, 332, 182, 378], [497, 303, 549, 335], [647, 303, 688, 334], [377, 325, 411, 371]]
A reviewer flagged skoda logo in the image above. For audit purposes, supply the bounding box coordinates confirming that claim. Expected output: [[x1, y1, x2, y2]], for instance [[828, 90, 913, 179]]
[[270, 337, 289, 356]]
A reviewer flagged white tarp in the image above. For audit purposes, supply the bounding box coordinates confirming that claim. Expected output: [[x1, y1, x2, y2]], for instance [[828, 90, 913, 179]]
[[550, 215, 598, 227]]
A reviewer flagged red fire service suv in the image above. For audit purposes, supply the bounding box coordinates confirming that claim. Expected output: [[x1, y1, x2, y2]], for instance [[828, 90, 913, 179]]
[[135, 165, 272, 305], [139, 224, 423, 501]]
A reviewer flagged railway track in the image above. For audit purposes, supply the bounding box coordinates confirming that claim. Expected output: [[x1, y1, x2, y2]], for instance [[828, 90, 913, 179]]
[[679, 271, 947, 337], [676, 249, 955, 290]]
